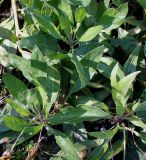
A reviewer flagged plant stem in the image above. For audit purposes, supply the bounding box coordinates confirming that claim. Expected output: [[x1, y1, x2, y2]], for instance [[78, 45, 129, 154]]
[[11, 0, 20, 37]]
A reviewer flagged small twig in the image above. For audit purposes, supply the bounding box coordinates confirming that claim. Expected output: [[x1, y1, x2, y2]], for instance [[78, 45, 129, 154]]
[[11, 0, 20, 37], [109, 140, 114, 160], [122, 124, 126, 160], [10, 130, 24, 153], [131, 128, 144, 156], [25, 129, 44, 160]]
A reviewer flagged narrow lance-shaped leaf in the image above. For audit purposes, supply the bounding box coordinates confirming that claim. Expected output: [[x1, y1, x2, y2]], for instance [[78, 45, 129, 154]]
[[75, 6, 86, 23], [6, 99, 31, 117], [54, 130, 79, 160], [69, 53, 87, 95], [0, 26, 16, 41], [123, 44, 141, 75], [79, 25, 103, 42], [110, 63, 119, 88], [2, 74, 28, 103], [58, 0, 74, 23], [88, 127, 118, 140], [97, 57, 125, 79], [117, 71, 140, 96], [99, 3, 128, 32], [31, 13, 65, 40], [129, 116, 146, 130], [49, 105, 110, 125], [3, 116, 29, 132]]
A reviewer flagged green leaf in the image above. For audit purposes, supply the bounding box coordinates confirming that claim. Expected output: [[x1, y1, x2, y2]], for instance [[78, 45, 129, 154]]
[[138, 0, 146, 9], [3, 116, 29, 132], [17, 34, 58, 53], [60, 16, 72, 34], [88, 127, 118, 140], [69, 53, 87, 95], [31, 13, 64, 40], [112, 89, 125, 116], [49, 105, 110, 125], [36, 65, 60, 115], [23, 125, 43, 135], [123, 44, 141, 75], [87, 142, 109, 160], [101, 139, 124, 160], [104, 0, 110, 8], [97, 57, 125, 79], [6, 99, 31, 117], [110, 63, 119, 88], [117, 71, 140, 96], [75, 6, 86, 23], [2, 74, 28, 103], [112, 0, 125, 6], [70, 0, 91, 7], [129, 116, 146, 130], [99, 3, 128, 32], [0, 26, 16, 41], [31, 45, 44, 61], [58, 0, 74, 24], [79, 25, 103, 42], [8, 54, 46, 81], [81, 45, 105, 69], [135, 102, 146, 120], [54, 130, 79, 160], [0, 46, 9, 66]]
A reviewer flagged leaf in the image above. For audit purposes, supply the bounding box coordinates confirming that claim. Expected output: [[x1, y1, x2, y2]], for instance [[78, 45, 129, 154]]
[[75, 6, 86, 23], [135, 102, 146, 120], [69, 53, 87, 95], [81, 45, 105, 69], [23, 125, 43, 135], [110, 63, 119, 88], [97, 57, 125, 79], [36, 65, 60, 115], [104, 0, 110, 8], [129, 116, 146, 130], [69, 0, 91, 7], [0, 26, 16, 41], [0, 46, 9, 66], [88, 127, 118, 140], [99, 3, 128, 32], [6, 99, 31, 117], [112, 89, 125, 116], [31, 45, 44, 61], [3, 116, 29, 132], [58, 0, 74, 24], [49, 105, 110, 125], [87, 142, 109, 160], [81, 0, 91, 6], [123, 44, 141, 75], [8, 54, 47, 81], [100, 139, 124, 160], [60, 16, 72, 34], [17, 34, 58, 53], [138, 0, 146, 9], [112, 0, 125, 6], [31, 13, 64, 40], [117, 71, 140, 96], [70, 95, 109, 112], [2, 74, 28, 103], [54, 130, 79, 160], [79, 25, 103, 42]]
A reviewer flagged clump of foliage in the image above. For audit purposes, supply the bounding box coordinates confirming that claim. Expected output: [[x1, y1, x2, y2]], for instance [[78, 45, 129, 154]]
[[0, 0, 146, 159]]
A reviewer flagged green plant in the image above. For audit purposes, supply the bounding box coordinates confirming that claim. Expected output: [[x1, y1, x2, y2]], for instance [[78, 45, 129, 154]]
[[0, 0, 146, 159]]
